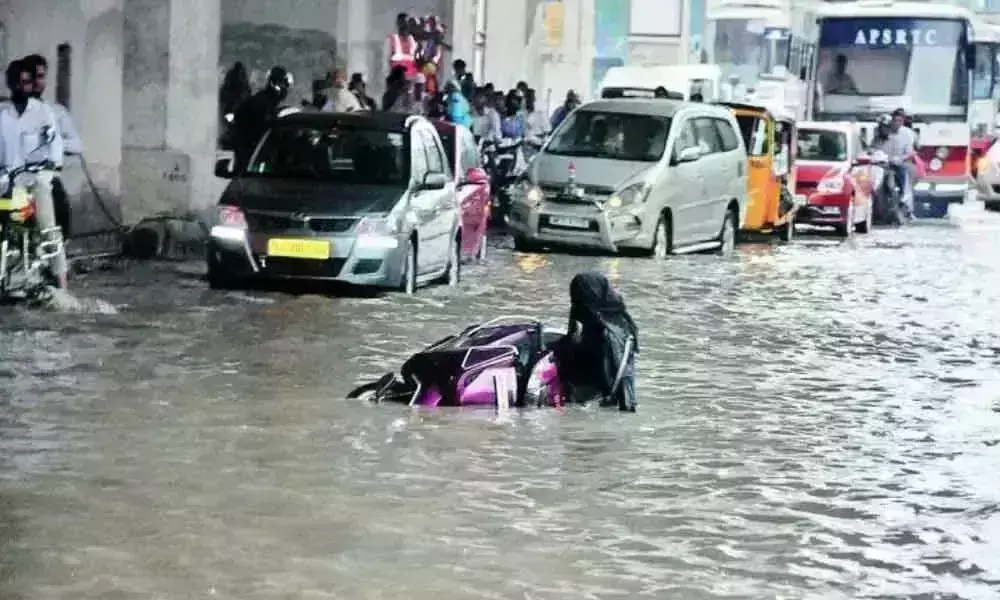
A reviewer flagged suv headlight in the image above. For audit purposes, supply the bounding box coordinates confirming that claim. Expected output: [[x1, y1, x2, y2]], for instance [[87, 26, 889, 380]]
[[607, 183, 650, 209], [356, 214, 400, 236], [356, 215, 401, 249], [520, 180, 543, 206]]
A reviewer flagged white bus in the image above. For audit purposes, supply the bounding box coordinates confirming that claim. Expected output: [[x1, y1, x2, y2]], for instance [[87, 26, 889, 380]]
[[810, 1, 981, 205], [703, 0, 815, 117]]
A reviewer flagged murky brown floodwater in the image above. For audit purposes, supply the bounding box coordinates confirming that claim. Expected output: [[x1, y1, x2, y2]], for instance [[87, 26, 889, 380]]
[[3, 206, 1000, 599]]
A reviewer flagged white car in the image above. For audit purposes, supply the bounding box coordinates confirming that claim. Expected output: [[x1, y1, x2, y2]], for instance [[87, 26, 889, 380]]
[[976, 138, 1000, 211], [508, 99, 748, 257]]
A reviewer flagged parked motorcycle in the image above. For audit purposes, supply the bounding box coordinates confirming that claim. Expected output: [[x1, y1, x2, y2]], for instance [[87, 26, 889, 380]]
[[0, 138, 64, 302], [479, 137, 523, 226]]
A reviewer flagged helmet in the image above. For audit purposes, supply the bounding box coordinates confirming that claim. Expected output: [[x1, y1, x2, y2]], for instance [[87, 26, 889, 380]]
[[267, 66, 293, 98], [876, 114, 892, 128]]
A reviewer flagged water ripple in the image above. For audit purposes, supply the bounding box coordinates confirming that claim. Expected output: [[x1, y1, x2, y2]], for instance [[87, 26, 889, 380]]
[[2, 205, 1000, 598]]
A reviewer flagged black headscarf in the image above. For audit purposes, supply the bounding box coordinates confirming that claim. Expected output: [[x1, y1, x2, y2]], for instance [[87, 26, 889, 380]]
[[568, 271, 639, 352]]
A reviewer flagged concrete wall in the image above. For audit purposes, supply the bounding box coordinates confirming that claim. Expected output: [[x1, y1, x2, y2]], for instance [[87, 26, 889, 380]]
[[220, 0, 451, 104], [460, 0, 594, 111]]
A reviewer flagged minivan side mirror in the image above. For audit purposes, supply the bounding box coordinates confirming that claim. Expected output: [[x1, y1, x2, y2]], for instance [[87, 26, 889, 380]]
[[673, 146, 703, 165], [418, 172, 448, 190], [215, 158, 234, 178]]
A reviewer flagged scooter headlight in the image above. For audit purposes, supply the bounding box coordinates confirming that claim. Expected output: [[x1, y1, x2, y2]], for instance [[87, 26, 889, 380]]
[[607, 183, 650, 209]]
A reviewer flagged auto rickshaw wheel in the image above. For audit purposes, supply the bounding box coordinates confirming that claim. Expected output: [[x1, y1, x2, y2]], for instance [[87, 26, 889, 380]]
[[775, 219, 794, 242]]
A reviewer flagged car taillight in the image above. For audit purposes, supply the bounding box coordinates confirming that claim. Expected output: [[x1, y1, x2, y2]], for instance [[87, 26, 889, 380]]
[[218, 205, 246, 228]]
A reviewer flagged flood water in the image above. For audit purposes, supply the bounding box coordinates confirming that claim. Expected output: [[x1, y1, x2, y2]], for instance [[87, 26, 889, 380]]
[[3, 206, 1000, 599]]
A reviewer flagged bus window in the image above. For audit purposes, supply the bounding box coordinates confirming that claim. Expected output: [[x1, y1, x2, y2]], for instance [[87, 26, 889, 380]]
[[973, 44, 994, 100]]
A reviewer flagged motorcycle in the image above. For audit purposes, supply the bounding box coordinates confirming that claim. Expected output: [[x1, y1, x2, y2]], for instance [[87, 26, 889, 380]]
[[479, 137, 523, 226], [0, 132, 64, 302], [0, 164, 64, 301], [865, 150, 907, 227]]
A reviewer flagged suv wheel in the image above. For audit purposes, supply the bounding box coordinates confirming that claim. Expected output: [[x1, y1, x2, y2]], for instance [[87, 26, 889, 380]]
[[717, 207, 737, 256], [400, 239, 417, 294]]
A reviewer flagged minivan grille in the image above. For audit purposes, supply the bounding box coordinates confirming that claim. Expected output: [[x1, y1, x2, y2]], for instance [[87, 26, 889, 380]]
[[246, 212, 293, 232]]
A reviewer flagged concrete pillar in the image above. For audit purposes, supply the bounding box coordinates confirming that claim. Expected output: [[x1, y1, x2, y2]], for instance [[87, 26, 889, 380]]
[[484, 0, 527, 87], [337, 0, 372, 78], [78, 0, 126, 198], [121, 0, 222, 223], [450, 0, 477, 74]]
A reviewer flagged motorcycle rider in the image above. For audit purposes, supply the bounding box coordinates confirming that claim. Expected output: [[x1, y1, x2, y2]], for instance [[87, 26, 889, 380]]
[[884, 108, 917, 218], [231, 66, 292, 172], [1, 59, 68, 289], [549, 90, 580, 130], [523, 88, 549, 160], [470, 88, 501, 142], [21, 55, 81, 155], [22, 54, 77, 238], [500, 91, 525, 139]]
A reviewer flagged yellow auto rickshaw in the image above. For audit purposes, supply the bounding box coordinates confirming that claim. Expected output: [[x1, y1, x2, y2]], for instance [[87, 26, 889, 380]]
[[716, 102, 798, 241]]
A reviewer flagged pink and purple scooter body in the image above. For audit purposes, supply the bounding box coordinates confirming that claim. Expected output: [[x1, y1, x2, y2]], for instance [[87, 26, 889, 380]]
[[349, 317, 566, 408]]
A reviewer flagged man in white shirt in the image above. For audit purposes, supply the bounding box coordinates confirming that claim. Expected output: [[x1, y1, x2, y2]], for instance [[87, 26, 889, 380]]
[[22, 54, 81, 154], [2, 59, 68, 289], [23, 54, 77, 239], [321, 68, 363, 113], [522, 88, 549, 161]]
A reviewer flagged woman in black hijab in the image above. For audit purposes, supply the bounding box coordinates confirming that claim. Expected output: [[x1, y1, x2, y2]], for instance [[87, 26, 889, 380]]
[[558, 271, 639, 411]]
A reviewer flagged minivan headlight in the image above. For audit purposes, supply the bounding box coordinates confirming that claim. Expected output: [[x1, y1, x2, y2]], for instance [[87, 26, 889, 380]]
[[607, 183, 650, 209], [519, 180, 543, 206]]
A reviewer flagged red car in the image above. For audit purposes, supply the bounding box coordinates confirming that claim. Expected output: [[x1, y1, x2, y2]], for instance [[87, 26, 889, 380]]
[[794, 121, 874, 237], [433, 121, 491, 261]]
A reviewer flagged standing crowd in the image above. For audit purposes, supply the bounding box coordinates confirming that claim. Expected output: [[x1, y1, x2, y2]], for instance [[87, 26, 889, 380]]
[[221, 11, 585, 171]]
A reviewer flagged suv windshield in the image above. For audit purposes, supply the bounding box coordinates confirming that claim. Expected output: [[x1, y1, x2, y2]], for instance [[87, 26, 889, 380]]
[[797, 128, 848, 161], [247, 125, 408, 184], [546, 110, 672, 162]]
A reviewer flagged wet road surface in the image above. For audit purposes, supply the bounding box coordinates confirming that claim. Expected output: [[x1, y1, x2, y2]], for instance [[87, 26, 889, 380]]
[[3, 205, 1000, 599]]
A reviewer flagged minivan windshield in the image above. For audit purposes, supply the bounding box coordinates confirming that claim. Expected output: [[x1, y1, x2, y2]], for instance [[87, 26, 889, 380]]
[[247, 125, 408, 184], [546, 110, 672, 162]]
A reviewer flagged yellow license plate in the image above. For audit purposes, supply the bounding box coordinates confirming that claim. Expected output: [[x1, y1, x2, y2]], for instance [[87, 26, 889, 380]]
[[266, 238, 331, 260]]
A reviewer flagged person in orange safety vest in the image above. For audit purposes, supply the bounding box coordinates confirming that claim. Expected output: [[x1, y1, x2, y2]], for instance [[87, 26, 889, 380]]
[[388, 12, 418, 80]]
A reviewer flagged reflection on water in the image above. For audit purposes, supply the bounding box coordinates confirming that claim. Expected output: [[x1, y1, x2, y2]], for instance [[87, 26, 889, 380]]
[[2, 207, 1000, 599]]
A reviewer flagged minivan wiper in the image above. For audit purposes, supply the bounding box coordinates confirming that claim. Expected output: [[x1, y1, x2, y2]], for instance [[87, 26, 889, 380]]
[[545, 148, 600, 158]]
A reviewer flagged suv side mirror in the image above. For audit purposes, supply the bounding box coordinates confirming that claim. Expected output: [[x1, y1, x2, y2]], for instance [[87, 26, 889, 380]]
[[418, 172, 448, 190], [215, 158, 234, 178], [673, 146, 703, 165]]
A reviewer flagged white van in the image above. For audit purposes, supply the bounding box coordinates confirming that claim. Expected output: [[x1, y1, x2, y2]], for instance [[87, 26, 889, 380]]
[[598, 65, 724, 102]]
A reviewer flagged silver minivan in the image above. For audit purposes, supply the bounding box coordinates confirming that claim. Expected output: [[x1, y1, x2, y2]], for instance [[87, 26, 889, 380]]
[[508, 99, 748, 256]]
